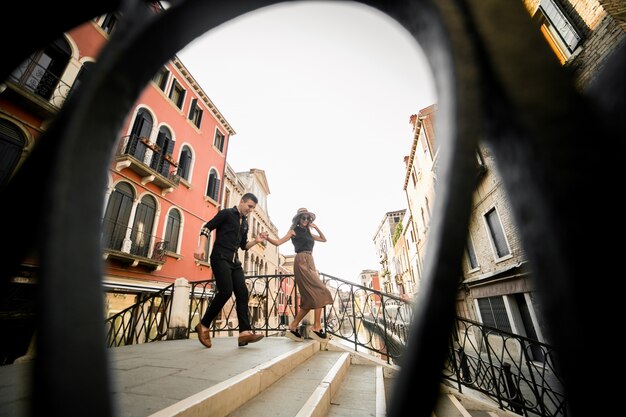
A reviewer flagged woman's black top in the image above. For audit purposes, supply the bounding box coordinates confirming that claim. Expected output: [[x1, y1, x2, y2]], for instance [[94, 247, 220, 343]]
[[291, 225, 314, 253]]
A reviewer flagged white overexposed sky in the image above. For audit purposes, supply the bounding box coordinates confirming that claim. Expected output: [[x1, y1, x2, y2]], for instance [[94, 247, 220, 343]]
[[177, 1, 437, 283]]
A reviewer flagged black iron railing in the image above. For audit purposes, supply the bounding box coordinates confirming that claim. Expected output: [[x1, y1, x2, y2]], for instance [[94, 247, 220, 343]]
[[118, 134, 179, 180], [104, 284, 174, 348], [445, 317, 566, 417], [104, 270, 565, 416], [101, 218, 168, 260], [8, 57, 73, 107]]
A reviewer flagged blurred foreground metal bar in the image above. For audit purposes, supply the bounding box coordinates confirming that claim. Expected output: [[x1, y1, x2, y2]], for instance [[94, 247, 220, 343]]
[[1, 0, 623, 416]]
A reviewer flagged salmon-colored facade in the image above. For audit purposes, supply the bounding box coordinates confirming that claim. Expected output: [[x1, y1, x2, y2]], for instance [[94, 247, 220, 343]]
[[0, 7, 234, 318]]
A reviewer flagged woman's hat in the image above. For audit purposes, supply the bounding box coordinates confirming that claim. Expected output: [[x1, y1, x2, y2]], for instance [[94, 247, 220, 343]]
[[292, 207, 316, 223]]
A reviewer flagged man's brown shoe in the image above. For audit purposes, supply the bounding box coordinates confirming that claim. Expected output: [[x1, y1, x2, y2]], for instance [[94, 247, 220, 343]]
[[238, 333, 264, 347], [195, 323, 212, 348]]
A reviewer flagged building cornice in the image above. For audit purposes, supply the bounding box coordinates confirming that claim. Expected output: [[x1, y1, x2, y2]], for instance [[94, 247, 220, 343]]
[[172, 56, 236, 136]]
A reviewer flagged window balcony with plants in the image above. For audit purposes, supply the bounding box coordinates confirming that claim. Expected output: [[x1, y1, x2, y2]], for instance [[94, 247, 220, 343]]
[[114, 134, 179, 193]]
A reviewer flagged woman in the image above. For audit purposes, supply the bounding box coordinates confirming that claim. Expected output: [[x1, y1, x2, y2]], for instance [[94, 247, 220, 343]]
[[264, 208, 333, 342]]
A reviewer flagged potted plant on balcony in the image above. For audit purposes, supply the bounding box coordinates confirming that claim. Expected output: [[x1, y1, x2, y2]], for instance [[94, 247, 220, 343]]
[[140, 137, 160, 153]]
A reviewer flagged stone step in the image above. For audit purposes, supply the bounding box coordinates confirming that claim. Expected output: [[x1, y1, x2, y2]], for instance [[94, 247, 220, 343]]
[[325, 363, 379, 417], [147, 339, 322, 417], [435, 387, 522, 417], [228, 349, 349, 417], [0, 337, 526, 417]]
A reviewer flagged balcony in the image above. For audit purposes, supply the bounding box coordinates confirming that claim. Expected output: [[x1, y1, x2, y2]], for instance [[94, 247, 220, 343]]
[[114, 135, 180, 194], [3, 58, 73, 118], [101, 220, 168, 270]]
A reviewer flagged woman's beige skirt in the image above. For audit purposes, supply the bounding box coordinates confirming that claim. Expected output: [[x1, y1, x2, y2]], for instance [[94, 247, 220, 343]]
[[293, 251, 333, 309]]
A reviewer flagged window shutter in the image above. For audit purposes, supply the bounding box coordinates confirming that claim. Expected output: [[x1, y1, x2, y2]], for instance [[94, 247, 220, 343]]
[[213, 177, 221, 201], [155, 131, 166, 148], [161, 140, 175, 175], [195, 109, 203, 128], [177, 89, 186, 108], [179, 150, 191, 179], [188, 98, 197, 120]]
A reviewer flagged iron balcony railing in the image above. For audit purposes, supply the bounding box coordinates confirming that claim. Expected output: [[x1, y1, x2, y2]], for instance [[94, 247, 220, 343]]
[[101, 218, 168, 261], [8, 57, 73, 108], [117, 134, 180, 181], [104, 272, 566, 417]]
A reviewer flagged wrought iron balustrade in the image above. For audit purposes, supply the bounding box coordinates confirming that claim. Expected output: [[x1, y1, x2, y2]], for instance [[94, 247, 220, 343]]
[[101, 218, 168, 261], [8, 57, 73, 107], [116, 134, 180, 184], [445, 317, 566, 417], [107, 271, 565, 416], [104, 284, 174, 348]]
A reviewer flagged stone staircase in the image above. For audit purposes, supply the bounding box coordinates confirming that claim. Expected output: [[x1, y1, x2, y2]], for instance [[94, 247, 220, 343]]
[[146, 337, 520, 417], [0, 335, 523, 417]]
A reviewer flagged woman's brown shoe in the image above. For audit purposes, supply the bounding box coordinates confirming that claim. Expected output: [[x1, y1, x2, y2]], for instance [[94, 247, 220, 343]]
[[195, 323, 212, 348]]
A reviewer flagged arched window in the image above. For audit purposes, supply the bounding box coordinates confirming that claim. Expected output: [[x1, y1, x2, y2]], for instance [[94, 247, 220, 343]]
[[131, 195, 157, 257], [151, 126, 174, 177], [164, 209, 181, 253], [10, 37, 71, 102], [0, 120, 26, 187], [206, 169, 220, 201], [126, 108, 153, 160], [102, 182, 134, 251], [68, 61, 94, 99], [177, 145, 192, 180]]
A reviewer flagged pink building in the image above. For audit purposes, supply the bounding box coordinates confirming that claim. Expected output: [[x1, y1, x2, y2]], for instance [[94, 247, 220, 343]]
[[0, 6, 235, 317]]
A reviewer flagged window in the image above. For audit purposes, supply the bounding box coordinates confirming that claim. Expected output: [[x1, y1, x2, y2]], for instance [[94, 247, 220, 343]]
[[153, 67, 169, 92], [466, 237, 479, 270], [100, 13, 120, 35], [150, 126, 175, 177], [213, 129, 225, 152], [10, 37, 71, 102], [131, 195, 157, 257], [223, 187, 231, 209], [188, 98, 203, 128], [164, 209, 181, 253], [535, 0, 581, 63], [477, 296, 512, 333], [0, 120, 26, 186], [102, 182, 134, 251], [206, 169, 220, 201], [126, 108, 153, 160], [168, 79, 185, 109], [69, 61, 94, 99], [485, 208, 510, 258], [177, 145, 192, 180]]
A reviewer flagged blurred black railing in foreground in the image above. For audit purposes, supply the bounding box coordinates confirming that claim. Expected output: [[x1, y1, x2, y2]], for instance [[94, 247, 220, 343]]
[[105, 272, 566, 417], [2, 1, 622, 416]]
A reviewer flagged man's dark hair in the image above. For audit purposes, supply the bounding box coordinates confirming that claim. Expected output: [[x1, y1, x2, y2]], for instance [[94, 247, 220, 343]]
[[241, 192, 258, 204]]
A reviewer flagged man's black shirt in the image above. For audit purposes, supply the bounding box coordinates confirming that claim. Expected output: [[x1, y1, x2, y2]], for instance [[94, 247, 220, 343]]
[[204, 206, 249, 261]]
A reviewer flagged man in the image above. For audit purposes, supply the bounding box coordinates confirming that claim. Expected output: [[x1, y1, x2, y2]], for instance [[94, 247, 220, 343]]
[[193, 193, 266, 347]]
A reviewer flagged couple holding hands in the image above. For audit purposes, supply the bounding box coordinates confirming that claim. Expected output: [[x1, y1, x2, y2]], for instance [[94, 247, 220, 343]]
[[194, 193, 332, 349]]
